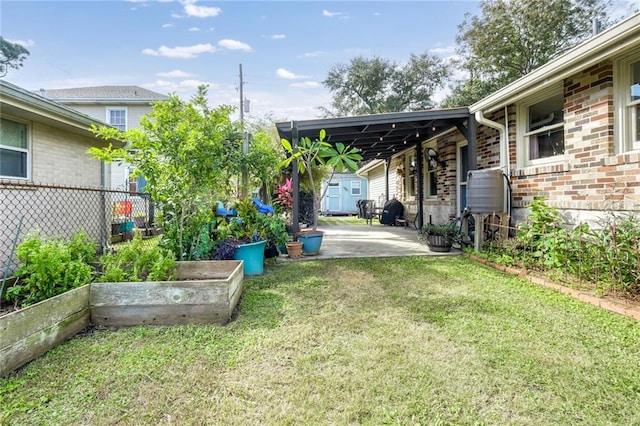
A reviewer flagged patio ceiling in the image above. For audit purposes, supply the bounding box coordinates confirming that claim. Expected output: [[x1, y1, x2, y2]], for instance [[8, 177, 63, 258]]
[[275, 107, 471, 163]]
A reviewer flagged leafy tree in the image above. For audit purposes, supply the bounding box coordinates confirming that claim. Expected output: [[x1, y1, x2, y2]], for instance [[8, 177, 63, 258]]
[[90, 86, 243, 260], [281, 129, 362, 230], [443, 0, 612, 107], [0, 36, 30, 77], [322, 53, 448, 117]]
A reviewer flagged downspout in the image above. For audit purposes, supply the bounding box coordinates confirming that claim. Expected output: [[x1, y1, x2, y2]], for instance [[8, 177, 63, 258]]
[[474, 109, 510, 215], [474, 110, 507, 174]]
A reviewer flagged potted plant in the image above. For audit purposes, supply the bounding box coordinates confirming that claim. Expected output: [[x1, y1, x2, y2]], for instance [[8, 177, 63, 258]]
[[420, 222, 463, 252], [211, 198, 286, 275], [280, 129, 362, 255]]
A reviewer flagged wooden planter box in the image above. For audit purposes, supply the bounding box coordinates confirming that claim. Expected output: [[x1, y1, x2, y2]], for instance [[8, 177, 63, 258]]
[[90, 260, 244, 326], [1, 260, 243, 377], [0, 285, 91, 377]]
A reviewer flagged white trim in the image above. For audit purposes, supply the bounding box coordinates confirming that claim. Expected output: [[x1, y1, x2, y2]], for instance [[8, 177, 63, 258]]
[[614, 48, 640, 152], [516, 87, 565, 168], [423, 141, 437, 199], [0, 115, 31, 180], [106, 107, 128, 131], [350, 180, 361, 196]]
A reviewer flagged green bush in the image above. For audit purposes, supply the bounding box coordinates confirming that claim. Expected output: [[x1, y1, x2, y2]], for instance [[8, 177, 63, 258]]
[[5, 232, 96, 307], [98, 232, 177, 283], [484, 198, 640, 296]]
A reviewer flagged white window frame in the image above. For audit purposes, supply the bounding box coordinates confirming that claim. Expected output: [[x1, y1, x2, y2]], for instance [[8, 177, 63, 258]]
[[0, 116, 31, 180], [614, 49, 640, 153], [106, 107, 128, 131], [516, 86, 565, 167], [350, 180, 361, 196]]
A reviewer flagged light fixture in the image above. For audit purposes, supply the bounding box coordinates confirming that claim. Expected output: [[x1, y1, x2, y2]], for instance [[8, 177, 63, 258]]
[[392, 123, 396, 129], [379, 136, 384, 141], [427, 147, 445, 169], [415, 131, 420, 138], [431, 126, 436, 132]]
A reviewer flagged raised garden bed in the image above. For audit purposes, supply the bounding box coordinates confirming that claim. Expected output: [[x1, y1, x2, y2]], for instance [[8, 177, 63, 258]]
[[1, 260, 243, 377], [91, 260, 244, 326]]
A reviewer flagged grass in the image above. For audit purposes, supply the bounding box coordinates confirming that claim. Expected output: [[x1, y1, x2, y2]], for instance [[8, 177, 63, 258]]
[[2, 256, 640, 425], [317, 215, 368, 226]]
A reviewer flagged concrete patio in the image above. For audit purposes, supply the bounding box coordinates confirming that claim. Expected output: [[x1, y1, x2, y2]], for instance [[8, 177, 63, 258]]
[[283, 224, 462, 260]]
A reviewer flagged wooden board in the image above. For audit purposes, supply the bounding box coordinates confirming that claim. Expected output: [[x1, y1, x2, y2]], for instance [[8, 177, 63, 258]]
[[90, 260, 244, 326], [1, 286, 90, 377]]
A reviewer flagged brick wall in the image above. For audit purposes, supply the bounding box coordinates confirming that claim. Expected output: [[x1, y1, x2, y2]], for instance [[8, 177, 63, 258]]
[[475, 60, 640, 224]]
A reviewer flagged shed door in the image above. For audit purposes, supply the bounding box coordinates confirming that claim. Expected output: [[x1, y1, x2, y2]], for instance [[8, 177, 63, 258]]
[[326, 183, 341, 211]]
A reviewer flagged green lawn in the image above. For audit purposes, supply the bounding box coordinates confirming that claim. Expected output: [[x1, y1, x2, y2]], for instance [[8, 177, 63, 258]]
[[2, 257, 640, 425], [317, 215, 368, 225]]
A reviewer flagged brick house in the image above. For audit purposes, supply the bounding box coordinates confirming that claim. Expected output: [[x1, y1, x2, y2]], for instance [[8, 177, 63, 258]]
[[279, 12, 640, 235]]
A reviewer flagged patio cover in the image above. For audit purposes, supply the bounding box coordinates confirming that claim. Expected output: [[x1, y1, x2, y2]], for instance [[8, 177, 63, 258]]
[[275, 108, 477, 233]]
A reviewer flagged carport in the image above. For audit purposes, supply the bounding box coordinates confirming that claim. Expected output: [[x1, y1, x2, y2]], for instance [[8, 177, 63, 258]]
[[276, 108, 476, 234]]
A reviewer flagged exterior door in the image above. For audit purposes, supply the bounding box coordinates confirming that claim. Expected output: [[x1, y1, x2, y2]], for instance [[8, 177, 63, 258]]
[[326, 183, 341, 212]]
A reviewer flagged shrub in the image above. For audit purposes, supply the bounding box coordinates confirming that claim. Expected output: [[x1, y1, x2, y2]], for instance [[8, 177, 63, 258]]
[[98, 233, 177, 283], [5, 232, 96, 307]]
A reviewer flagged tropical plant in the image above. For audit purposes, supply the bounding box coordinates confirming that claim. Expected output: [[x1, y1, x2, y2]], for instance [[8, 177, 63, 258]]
[[280, 129, 362, 230]]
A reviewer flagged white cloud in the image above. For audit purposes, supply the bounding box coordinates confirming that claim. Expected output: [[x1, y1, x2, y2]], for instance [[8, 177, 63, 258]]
[[276, 68, 308, 80], [373, 12, 381, 16], [157, 70, 194, 78], [188, 27, 201, 32], [271, 34, 286, 40], [142, 43, 216, 58], [300, 51, 323, 58], [322, 9, 342, 18], [162, 23, 174, 28], [8, 38, 35, 48], [218, 39, 252, 52], [150, 79, 217, 92], [183, 1, 221, 18], [430, 45, 456, 56], [290, 81, 321, 89], [171, 12, 182, 19]]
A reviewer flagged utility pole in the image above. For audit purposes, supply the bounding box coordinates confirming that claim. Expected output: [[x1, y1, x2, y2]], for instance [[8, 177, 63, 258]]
[[240, 63, 249, 198]]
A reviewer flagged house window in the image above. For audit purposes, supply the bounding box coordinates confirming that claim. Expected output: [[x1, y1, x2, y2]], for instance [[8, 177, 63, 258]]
[[523, 93, 564, 162], [0, 117, 29, 179], [615, 53, 640, 151], [350, 180, 361, 196], [107, 108, 127, 131]]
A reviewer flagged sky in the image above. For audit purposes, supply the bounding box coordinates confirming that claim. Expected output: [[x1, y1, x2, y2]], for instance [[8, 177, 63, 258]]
[[1, 0, 637, 122]]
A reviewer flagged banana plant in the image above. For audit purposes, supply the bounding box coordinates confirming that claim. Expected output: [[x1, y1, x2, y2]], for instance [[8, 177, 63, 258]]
[[281, 129, 362, 230]]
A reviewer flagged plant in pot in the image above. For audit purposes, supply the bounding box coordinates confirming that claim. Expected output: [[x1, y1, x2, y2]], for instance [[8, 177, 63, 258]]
[[419, 222, 463, 252], [280, 129, 362, 255], [210, 199, 273, 275]]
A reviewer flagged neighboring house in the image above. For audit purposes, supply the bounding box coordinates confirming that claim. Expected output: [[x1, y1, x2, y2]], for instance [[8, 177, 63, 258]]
[[279, 12, 640, 234], [321, 173, 368, 215], [40, 85, 167, 191], [0, 80, 121, 271]]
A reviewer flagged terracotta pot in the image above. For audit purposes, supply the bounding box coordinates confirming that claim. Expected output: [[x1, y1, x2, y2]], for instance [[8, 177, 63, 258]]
[[285, 241, 303, 259]]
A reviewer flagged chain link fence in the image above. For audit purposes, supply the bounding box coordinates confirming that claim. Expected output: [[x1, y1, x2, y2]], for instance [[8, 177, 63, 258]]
[[1, 180, 157, 279]]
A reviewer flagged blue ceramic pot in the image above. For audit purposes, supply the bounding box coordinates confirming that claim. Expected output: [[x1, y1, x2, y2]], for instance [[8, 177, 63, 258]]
[[297, 231, 323, 255], [234, 240, 267, 275]]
